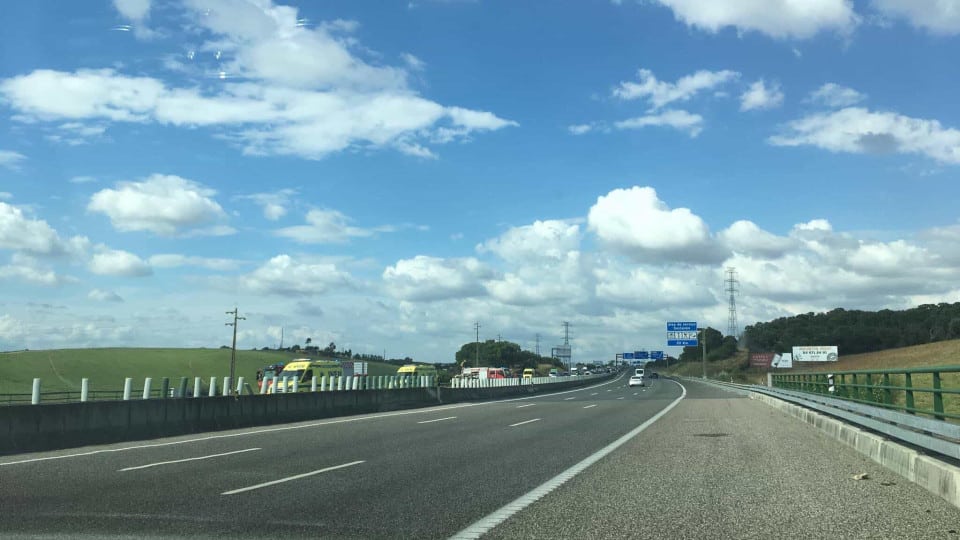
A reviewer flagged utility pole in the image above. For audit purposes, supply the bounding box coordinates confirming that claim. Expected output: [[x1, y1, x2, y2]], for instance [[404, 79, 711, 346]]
[[225, 307, 245, 395], [474, 321, 481, 367]]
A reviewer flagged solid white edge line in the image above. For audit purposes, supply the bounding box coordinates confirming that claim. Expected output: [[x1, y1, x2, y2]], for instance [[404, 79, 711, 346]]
[[449, 380, 686, 540], [222, 460, 365, 495], [563, 397, 575, 401], [516, 404, 535, 408], [1, 373, 627, 467], [508, 418, 541, 427], [119, 448, 261, 472], [582, 405, 596, 409], [417, 416, 457, 424]]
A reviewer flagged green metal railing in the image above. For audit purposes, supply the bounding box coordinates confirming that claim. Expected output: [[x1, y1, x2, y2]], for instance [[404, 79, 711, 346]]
[[772, 365, 960, 421]]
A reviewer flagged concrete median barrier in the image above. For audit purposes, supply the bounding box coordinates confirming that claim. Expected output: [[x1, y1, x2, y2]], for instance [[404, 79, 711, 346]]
[[0, 373, 616, 455]]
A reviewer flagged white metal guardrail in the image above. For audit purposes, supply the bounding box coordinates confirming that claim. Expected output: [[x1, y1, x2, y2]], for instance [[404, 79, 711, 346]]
[[4, 371, 613, 405]]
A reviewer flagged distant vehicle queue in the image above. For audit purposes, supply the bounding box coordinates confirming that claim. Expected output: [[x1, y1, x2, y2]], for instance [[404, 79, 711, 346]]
[[253, 358, 621, 393]]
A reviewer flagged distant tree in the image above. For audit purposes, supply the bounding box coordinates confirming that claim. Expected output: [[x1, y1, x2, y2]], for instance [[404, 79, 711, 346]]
[[742, 302, 960, 355]]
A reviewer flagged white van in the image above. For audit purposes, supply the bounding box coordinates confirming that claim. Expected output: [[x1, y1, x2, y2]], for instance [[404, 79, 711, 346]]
[[635, 368, 644, 377]]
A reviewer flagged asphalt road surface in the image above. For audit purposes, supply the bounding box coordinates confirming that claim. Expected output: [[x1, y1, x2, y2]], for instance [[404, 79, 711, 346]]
[[1, 375, 957, 539]]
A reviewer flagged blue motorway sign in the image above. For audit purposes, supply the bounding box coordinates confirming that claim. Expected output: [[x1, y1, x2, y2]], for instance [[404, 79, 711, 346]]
[[622, 352, 635, 359], [667, 321, 698, 332], [650, 351, 664, 360], [668, 339, 698, 347], [635, 351, 649, 359]]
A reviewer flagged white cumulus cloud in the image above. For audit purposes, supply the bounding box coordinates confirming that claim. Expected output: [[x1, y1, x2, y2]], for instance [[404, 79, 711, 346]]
[[648, 0, 859, 39], [241, 254, 353, 296], [88, 174, 229, 236], [614, 110, 704, 137], [148, 254, 236, 271], [89, 248, 152, 277], [719, 220, 797, 258], [239, 189, 297, 221], [0, 202, 88, 257], [769, 107, 960, 164], [383, 255, 494, 301], [587, 186, 726, 263], [0, 254, 69, 286], [872, 0, 960, 35], [276, 209, 393, 243], [0, 150, 26, 170], [88, 288, 124, 302], [740, 79, 784, 111], [613, 68, 739, 109], [808, 83, 865, 108], [0, 0, 516, 160], [478, 220, 581, 263]]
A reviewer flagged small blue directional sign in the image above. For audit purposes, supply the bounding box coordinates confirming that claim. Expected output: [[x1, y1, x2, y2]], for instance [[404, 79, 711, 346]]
[[636, 351, 649, 359], [667, 321, 698, 332], [667, 321, 698, 347], [622, 352, 635, 359], [650, 351, 664, 360]]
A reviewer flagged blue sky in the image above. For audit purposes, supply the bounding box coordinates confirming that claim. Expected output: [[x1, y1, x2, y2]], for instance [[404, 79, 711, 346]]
[[1, 0, 960, 362]]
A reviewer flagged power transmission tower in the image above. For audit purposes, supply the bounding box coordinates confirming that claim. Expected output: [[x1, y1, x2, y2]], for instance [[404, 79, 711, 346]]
[[725, 267, 740, 339], [474, 321, 481, 367], [535, 333, 541, 357], [551, 321, 572, 371], [225, 307, 246, 395]]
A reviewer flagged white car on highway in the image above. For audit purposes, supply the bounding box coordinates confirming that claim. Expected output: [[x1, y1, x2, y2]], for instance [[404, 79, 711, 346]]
[[628, 375, 644, 387]]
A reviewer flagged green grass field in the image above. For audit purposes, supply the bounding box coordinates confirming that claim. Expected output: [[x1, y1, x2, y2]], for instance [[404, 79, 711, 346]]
[[0, 348, 403, 396]]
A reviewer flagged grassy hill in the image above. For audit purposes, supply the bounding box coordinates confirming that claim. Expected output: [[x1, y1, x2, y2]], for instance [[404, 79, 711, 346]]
[[0, 348, 403, 395], [663, 339, 960, 385]]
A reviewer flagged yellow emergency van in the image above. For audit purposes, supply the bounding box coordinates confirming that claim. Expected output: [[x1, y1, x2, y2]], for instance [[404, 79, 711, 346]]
[[396, 364, 438, 378], [269, 359, 343, 393]]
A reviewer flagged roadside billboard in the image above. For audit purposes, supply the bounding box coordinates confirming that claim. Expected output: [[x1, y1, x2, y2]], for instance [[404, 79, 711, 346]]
[[771, 353, 793, 369], [792, 346, 838, 362], [749, 353, 775, 368]]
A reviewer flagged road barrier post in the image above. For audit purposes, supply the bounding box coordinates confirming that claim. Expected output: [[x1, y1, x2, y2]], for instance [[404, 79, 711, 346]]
[[337, 376, 344, 391], [271, 376, 278, 393], [236, 377, 244, 395], [31, 378, 40, 405], [80, 378, 89, 403], [223, 377, 231, 396], [161, 377, 170, 399], [177, 377, 188, 398], [123, 378, 132, 401], [311, 376, 317, 392], [193, 377, 202, 398], [292, 377, 299, 393], [208, 377, 217, 398], [142, 378, 152, 400]]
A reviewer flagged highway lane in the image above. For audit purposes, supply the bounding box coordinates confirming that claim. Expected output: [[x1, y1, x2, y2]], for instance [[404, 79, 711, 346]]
[[482, 379, 960, 539], [0, 373, 682, 539]]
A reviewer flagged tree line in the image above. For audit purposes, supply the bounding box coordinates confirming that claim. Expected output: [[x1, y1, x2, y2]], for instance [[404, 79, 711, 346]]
[[454, 339, 563, 370], [742, 303, 960, 355]]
